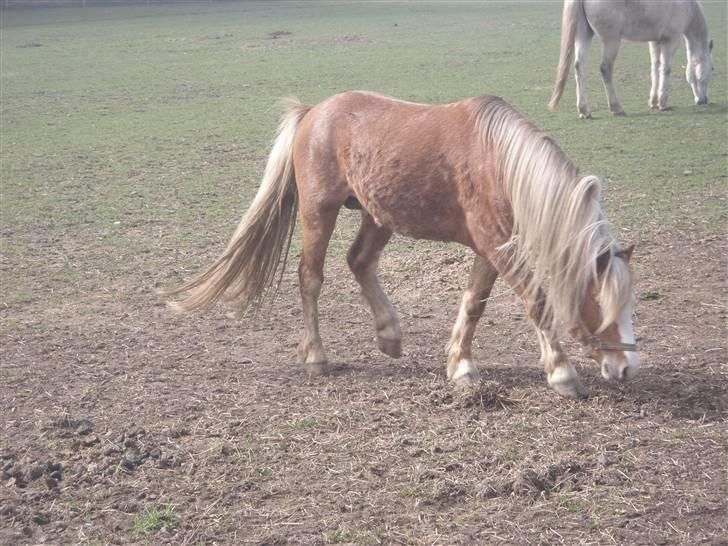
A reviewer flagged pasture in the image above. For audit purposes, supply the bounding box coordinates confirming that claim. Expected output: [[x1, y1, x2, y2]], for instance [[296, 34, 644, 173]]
[[1, 1, 726, 544]]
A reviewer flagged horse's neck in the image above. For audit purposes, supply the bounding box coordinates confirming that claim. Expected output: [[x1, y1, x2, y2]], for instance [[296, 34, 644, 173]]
[[684, 1, 708, 56]]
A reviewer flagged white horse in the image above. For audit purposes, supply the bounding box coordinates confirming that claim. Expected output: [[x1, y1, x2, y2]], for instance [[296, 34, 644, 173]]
[[549, 0, 714, 118]]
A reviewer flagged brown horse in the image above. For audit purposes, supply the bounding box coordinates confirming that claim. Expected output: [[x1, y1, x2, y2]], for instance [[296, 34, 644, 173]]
[[167, 91, 639, 399]]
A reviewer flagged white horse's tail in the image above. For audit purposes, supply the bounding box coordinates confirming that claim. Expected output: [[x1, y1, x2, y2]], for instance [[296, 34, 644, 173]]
[[165, 100, 313, 315], [548, 0, 585, 112]]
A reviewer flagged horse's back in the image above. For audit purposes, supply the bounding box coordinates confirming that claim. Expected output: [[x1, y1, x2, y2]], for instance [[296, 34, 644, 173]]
[[292, 92, 500, 245], [584, 0, 694, 42]]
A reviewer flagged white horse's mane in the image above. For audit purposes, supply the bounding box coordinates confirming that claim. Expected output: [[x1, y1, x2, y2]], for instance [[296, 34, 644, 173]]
[[475, 97, 632, 334]]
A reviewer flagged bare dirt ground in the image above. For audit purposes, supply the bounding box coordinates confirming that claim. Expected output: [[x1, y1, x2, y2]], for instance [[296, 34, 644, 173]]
[[1, 221, 727, 545]]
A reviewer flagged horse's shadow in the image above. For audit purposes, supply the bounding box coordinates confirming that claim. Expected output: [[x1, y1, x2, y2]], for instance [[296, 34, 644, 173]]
[[324, 355, 727, 422], [588, 101, 727, 119]]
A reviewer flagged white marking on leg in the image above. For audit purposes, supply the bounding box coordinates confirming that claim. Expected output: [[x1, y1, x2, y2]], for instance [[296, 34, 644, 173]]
[[452, 358, 479, 381], [548, 362, 578, 386]]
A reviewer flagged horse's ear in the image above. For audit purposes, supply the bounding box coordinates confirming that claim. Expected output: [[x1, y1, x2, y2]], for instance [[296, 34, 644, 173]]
[[616, 243, 635, 262], [709, 39, 713, 53]]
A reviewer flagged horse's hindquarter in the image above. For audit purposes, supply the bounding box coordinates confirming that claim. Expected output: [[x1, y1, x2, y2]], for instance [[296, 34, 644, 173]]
[[321, 93, 498, 246], [584, 0, 689, 42]]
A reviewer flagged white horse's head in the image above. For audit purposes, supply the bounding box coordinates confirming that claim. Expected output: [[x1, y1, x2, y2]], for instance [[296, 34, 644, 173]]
[[687, 40, 714, 105]]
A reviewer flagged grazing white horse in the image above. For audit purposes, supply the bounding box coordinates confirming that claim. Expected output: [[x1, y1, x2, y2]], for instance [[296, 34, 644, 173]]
[[549, 0, 714, 118]]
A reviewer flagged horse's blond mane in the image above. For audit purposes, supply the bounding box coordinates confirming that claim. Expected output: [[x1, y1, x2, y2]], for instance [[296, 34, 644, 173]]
[[475, 97, 631, 334]]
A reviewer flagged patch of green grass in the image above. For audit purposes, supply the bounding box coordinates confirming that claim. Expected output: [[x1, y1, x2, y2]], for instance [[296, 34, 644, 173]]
[[554, 493, 587, 515], [132, 505, 178, 534], [282, 416, 321, 432], [639, 290, 662, 301], [324, 526, 382, 545], [399, 486, 428, 499], [227, 447, 272, 477]]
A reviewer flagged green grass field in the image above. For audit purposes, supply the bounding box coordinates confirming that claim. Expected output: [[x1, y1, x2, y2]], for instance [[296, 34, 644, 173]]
[[2, 1, 726, 233]]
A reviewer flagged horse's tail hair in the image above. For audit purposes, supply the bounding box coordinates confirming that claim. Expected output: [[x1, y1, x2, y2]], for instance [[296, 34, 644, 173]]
[[165, 99, 313, 315], [548, 0, 582, 112]]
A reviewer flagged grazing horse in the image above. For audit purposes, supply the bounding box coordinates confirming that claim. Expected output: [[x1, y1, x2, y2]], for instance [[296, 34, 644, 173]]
[[549, 0, 714, 117], [168, 92, 639, 399]]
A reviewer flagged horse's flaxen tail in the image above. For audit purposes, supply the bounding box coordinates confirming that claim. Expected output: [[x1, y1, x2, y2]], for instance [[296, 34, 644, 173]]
[[165, 99, 313, 315], [548, 0, 582, 112]]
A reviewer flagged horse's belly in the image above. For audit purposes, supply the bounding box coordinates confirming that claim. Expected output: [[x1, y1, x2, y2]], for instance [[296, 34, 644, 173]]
[[352, 171, 468, 243]]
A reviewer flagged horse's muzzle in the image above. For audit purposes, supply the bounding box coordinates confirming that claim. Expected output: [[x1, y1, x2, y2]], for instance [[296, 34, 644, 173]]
[[696, 96, 709, 105]]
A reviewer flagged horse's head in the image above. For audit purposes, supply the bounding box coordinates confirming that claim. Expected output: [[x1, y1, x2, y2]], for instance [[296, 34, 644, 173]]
[[572, 244, 639, 383], [687, 40, 713, 105]]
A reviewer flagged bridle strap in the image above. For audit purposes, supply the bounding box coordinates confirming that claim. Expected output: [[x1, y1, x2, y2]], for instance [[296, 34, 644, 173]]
[[585, 334, 638, 353]]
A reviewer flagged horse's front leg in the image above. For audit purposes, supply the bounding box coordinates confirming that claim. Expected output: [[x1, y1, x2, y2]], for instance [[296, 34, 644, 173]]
[[446, 255, 499, 386], [657, 39, 680, 111], [599, 39, 625, 115], [347, 212, 401, 358], [649, 41, 661, 109], [525, 295, 588, 399]]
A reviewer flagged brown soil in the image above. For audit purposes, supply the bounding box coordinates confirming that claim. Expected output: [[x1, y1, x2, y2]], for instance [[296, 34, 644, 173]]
[[1, 224, 726, 545]]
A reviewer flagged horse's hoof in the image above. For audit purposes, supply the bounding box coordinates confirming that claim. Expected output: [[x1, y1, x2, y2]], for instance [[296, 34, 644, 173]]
[[611, 110, 626, 116], [551, 378, 589, 400], [450, 360, 481, 388], [658, 105, 672, 112], [578, 112, 592, 120], [306, 361, 330, 377], [377, 336, 402, 358], [453, 373, 481, 390]]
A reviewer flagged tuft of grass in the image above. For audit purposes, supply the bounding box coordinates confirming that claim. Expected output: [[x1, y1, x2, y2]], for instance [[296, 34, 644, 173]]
[[324, 526, 382, 545], [132, 505, 178, 534]]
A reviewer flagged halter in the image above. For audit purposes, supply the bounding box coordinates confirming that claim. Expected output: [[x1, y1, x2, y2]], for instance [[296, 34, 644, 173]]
[[585, 334, 638, 353], [578, 320, 638, 353]]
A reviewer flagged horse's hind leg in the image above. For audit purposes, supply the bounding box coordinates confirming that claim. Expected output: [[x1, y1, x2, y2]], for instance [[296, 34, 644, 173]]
[[649, 41, 661, 109], [297, 204, 339, 375], [599, 38, 625, 115], [347, 212, 401, 358], [574, 19, 593, 118], [446, 254, 499, 386]]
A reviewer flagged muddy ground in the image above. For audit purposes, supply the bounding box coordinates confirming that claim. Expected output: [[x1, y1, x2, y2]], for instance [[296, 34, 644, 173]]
[[1, 221, 727, 545]]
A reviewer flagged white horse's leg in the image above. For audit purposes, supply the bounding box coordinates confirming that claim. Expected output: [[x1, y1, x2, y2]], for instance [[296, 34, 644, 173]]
[[297, 206, 339, 375], [574, 27, 593, 119], [446, 255, 499, 385], [649, 41, 661, 109], [657, 38, 680, 110], [599, 38, 625, 115], [347, 212, 401, 358]]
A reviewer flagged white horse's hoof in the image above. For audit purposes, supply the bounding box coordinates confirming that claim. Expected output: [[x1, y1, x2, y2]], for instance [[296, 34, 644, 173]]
[[578, 112, 592, 120]]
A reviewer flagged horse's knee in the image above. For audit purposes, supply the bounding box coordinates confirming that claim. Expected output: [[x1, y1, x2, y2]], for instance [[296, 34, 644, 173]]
[[599, 62, 611, 80]]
